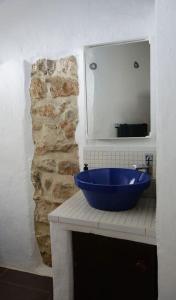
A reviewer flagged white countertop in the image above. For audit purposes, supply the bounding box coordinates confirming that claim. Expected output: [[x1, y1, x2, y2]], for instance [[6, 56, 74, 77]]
[[49, 191, 156, 245]]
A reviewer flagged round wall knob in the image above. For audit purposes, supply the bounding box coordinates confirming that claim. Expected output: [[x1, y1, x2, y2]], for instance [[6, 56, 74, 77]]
[[134, 61, 139, 68], [89, 62, 97, 70]]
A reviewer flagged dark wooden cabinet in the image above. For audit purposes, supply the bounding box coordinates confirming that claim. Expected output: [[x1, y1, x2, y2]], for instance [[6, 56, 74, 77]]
[[73, 232, 158, 300]]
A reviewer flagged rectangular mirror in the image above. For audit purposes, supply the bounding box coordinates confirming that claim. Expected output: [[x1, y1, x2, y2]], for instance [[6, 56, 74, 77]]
[[85, 40, 150, 139]]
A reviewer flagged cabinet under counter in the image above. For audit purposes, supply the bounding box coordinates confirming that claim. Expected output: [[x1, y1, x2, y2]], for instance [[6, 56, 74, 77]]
[[49, 191, 156, 300]]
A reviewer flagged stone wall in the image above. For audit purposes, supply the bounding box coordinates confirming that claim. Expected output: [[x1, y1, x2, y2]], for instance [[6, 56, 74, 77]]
[[30, 56, 79, 266]]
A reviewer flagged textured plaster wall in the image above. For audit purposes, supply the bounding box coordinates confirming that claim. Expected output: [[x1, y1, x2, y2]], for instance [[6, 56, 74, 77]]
[[0, 0, 155, 271]]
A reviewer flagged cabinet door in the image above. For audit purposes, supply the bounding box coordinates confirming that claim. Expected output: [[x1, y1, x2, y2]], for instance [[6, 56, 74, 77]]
[[73, 232, 157, 300]]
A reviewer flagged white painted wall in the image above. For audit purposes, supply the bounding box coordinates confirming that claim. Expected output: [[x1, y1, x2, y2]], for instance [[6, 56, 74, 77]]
[[86, 41, 150, 138], [0, 0, 155, 271], [156, 0, 176, 299]]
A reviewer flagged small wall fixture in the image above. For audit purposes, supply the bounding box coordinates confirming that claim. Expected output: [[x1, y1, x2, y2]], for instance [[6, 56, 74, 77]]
[[134, 61, 139, 69], [89, 62, 97, 70]]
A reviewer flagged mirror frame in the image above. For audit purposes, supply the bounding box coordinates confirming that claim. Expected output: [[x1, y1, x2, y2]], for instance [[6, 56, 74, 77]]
[[84, 38, 151, 140]]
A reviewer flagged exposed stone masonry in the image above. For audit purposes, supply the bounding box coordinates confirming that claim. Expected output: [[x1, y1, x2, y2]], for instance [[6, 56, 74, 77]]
[[30, 56, 79, 266]]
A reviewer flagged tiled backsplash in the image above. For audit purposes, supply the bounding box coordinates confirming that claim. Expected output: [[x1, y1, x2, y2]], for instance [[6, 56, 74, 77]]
[[83, 147, 156, 178]]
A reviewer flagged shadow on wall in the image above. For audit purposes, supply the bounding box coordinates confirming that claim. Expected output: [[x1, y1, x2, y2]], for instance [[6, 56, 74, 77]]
[[23, 60, 44, 267]]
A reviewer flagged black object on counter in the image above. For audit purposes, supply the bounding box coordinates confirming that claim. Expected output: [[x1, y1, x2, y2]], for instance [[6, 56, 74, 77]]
[[116, 123, 148, 137], [84, 163, 88, 171]]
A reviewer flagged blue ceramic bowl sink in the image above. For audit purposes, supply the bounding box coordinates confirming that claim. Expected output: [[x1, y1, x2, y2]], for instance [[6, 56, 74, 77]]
[[74, 168, 150, 211]]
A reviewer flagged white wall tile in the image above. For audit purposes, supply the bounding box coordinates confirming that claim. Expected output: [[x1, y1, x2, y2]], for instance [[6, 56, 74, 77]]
[[83, 147, 156, 178]]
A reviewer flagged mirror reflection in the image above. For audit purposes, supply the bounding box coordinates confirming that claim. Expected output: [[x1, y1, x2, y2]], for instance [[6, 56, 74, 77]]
[[85, 40, 150, 139]]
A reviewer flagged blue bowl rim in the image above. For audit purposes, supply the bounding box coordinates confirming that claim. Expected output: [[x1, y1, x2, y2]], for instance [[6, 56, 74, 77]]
[[75, 167, 150, 188]]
